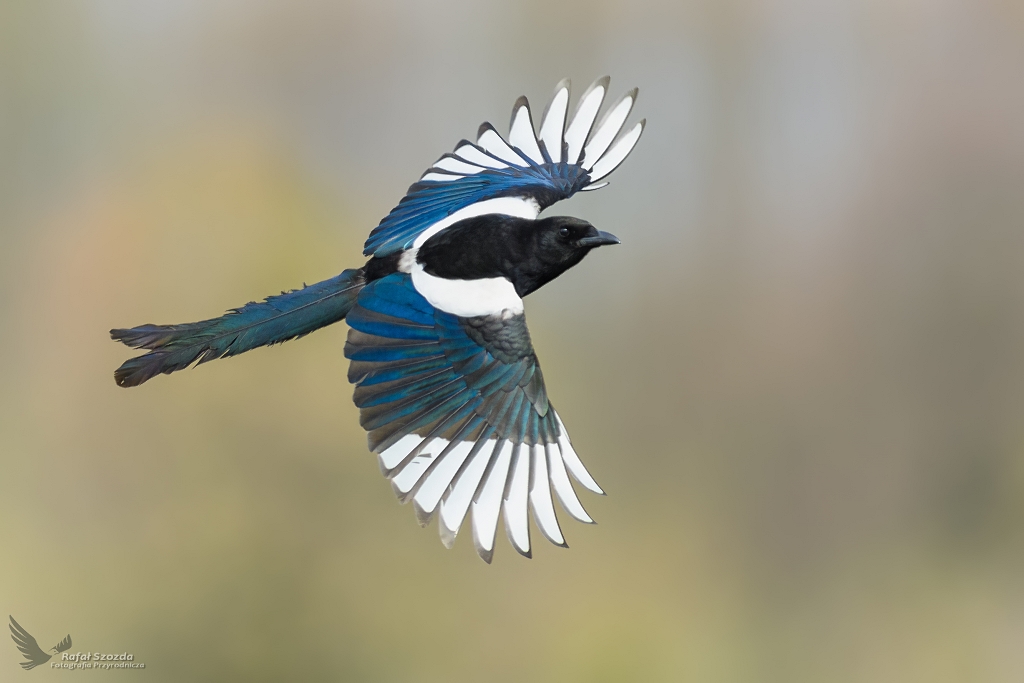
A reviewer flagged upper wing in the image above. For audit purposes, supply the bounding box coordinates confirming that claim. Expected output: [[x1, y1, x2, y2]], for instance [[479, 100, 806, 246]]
[[344, 273, 603, 562], [362, 77, 645, 258], [9, 616, 51, 670]]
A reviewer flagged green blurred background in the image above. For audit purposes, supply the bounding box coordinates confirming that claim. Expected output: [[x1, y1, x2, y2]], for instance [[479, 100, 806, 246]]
[[2, 1, 1024, 681]]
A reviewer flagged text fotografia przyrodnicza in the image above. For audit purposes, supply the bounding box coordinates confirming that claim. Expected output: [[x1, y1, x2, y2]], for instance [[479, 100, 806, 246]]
[[51, 652, 145, 669]]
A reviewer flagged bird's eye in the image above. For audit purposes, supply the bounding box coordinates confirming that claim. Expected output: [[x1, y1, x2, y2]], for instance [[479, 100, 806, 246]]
[[558, 227, 571, 238]]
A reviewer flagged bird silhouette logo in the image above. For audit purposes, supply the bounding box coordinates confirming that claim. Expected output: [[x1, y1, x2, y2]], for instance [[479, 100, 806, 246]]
[[9, 616, 72, 670]]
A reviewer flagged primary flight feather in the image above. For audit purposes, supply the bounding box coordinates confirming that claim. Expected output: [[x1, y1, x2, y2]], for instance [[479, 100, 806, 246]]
[[112, 77, 644, 562]]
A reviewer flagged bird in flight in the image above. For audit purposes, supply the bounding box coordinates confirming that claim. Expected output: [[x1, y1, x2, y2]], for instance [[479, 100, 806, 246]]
[[9, 616, 72, 670], [112, 77, 644, 562]]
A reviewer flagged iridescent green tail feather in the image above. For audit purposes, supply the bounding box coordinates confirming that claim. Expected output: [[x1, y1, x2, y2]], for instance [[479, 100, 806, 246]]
[[112, 269, 365, 387]]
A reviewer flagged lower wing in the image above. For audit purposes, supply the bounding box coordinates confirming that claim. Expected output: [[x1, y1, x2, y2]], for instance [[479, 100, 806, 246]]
[[344, 273, 603, 562]]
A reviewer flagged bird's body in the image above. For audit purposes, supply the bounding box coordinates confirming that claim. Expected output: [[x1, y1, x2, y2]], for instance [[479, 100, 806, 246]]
[[112, 78, 644, 562]]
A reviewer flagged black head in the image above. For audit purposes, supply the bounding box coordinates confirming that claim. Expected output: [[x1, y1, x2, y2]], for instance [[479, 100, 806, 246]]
[[513, 216, 619, 295], [415, 213, 620, 297], [531, 216, 620, 267]]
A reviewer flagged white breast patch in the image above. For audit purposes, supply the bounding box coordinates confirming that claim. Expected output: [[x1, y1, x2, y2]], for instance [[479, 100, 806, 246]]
[[408, 263, 523, 317]]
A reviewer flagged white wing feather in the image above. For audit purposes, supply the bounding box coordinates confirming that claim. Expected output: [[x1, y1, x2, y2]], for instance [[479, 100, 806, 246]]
[[367, 78, 642, 560]]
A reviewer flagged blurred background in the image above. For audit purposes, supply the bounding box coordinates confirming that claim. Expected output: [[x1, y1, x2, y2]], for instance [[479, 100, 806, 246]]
[[2, 1, 1023, 681]]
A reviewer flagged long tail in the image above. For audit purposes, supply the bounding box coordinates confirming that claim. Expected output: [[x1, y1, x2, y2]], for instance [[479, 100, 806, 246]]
[[112, 268, 366, 387]]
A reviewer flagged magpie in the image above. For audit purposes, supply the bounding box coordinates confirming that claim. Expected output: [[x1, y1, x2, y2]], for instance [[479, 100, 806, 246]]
[[112, 77, 644, 562]]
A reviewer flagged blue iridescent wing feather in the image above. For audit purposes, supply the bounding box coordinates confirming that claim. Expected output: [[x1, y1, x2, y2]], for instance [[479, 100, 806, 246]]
[[362, 78, 645, 258], [345, 274, 551, 451], [362, 163, 589, 257], [344, 274, 602, 561]]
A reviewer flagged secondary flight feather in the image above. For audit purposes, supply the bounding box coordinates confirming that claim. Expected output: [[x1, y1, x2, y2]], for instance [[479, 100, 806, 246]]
[[112, 77, 644, 562]]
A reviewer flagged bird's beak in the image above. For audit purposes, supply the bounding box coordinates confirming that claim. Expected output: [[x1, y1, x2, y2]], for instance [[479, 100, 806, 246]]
[[577, 231, 621, 248]]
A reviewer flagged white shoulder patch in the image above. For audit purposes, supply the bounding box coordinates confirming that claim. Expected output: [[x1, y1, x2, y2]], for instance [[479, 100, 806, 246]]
[[411, 196, 540, 249]]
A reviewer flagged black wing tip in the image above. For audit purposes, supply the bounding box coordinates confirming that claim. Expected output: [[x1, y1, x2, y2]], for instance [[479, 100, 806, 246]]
[[537, 524, 569, 548], [509, 95, 534, 135], [508, 530, 533, 558], [476, 544, 495, 564], [540, 79, 572, 133], [413, 500, 435, 527], [574, 76, 610, 107], [573, 76, 611, 112], [389, 479, 407, 502], [477, 121, 497, 139], [439, 525, 457, 550]]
